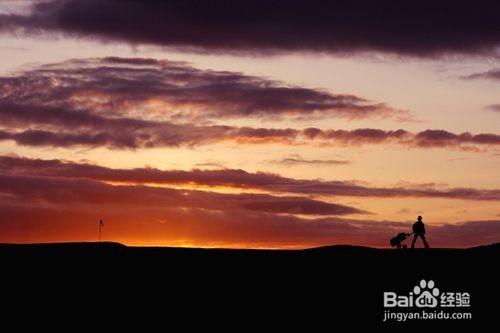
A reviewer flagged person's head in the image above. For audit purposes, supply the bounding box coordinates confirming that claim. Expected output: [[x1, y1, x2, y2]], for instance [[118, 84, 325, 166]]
[[417, 215, 422, 221]]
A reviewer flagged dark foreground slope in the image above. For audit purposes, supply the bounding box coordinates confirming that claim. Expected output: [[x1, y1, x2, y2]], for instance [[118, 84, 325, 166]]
[[1, 242, 498, 328]]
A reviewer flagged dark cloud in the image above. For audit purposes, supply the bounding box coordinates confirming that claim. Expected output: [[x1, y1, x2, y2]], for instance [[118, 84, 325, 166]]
[[194, 161, 226, 169], [268, 154, 351, 166], [303, 128, 410, 144], [304, 128, 500, 151], [413, 130, 500, 149], [2, 0, 500, 57], [0, 57, 398, 122], [0, 173, 367, 216], [397, 208, 412, 214], [485, 104, 500, 112], [1, 155, 499, 201], [462, 69, 500, 81], [0, 124, 239, 149], [429, 220, 500, 247], [0, 58, 498, 151], [1, 125, 499, 152]]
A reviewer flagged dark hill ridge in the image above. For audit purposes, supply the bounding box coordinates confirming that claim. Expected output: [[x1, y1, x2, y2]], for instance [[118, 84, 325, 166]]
[[0, 241, 127, 251], [1, 241, 497, 327], [1, 241, 499, 253]]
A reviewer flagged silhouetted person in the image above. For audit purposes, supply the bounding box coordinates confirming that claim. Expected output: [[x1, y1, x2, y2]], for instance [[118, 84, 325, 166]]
[[411, 216, 429, 248]]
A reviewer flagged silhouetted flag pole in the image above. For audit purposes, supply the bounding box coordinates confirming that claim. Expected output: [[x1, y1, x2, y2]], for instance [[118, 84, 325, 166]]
[[98, 218, 104, 242]]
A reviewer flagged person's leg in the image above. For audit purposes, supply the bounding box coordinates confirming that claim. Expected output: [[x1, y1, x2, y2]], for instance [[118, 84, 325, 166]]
[[411, 234, 417, 248], [421, 234, 430, 248]]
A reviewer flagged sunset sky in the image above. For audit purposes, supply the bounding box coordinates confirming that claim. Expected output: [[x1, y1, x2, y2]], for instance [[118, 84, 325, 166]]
[[0, 0, 499, 248]]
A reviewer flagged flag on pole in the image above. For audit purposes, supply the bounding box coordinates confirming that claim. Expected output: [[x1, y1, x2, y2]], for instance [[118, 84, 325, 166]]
[[99, 218, 103, 242]]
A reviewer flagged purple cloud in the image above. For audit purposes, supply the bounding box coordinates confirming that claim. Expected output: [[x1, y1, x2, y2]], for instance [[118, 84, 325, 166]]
[[2, 1, 500, 57], [1, 155, 499, 201]]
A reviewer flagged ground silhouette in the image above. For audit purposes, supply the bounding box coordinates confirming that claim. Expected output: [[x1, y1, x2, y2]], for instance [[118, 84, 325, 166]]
[[1, 242, 497, 328]]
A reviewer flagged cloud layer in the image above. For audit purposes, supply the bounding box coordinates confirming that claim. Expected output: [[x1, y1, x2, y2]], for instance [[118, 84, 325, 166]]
[[1, 155, 498, 248], [2, 0, 500, 57], [0, 57, 498, 151], [2, 155, 499, 201], [268, 154, 351, 166], [462, 68, 500, 81], [0, 173, 368, 216], [0, 189, 498, 248], [1, 125, 499, 151], [485, 104, 500, 112], [0, 57, 397, 121], [1, 168, 499, 248]]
